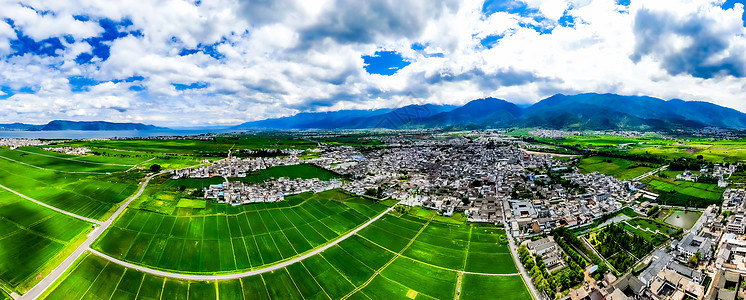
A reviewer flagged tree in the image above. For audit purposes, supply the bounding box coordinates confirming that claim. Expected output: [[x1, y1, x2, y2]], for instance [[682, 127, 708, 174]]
[[697, 154, 704, 160], [149, 164, 161, 173], [688, 253, 699, 267]]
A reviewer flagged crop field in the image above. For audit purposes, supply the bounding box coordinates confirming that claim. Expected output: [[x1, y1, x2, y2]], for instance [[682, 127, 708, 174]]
[[643, 176, 724, 207], [46, 213, 527, 300], [577, 156, 656, 180], [67, 134, 318, 156], [0, 156, 139, 220], [0, 189, 91, 294], [232, 164, 340, 184], [92, 189, 389, 273], [0, 148, 133, 174]]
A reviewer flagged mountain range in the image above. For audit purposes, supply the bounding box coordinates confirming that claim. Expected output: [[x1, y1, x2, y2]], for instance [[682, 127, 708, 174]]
[[0, 120, 166, 131], [234, 93, 746, 130]]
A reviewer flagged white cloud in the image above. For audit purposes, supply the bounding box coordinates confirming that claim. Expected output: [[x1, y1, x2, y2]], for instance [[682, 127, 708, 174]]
[[1, 0, 746, 126]]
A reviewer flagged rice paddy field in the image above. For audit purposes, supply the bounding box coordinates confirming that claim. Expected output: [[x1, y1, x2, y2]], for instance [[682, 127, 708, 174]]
[[91, 189, 390, 274], [45, 213, 528, 300], [642, 176, 724, 207], [577, 156, 657, 180], [0, 189, 92, 294], [0, 148, 140, 220]]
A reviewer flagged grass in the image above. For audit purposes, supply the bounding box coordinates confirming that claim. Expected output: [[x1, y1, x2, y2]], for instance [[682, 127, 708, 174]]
[[46, 211, 527, 300], [92, 189, 389, 274], [0, 189, 92, 294], [577, 156, 656, 180]]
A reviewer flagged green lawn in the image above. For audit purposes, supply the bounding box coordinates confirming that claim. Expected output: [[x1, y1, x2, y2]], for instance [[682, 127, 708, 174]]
[[0, 190, 92, 294], [577, 156, 656, 180]]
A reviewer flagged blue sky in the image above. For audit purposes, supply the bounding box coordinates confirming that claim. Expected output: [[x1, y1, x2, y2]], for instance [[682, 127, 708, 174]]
[[0, 0, 745, 126]]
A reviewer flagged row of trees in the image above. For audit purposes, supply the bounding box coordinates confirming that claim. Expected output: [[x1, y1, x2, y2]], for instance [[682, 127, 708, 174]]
[[518, 245, 557, 298]]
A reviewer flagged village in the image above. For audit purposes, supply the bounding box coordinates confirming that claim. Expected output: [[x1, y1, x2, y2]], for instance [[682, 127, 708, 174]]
[[165, 130, 746, 300]]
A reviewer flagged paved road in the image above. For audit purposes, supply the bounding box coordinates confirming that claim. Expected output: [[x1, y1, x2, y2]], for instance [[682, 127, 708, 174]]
[[89, 204, 397, 281], [20, 172, 161, 300], [507, 233, 542, 300], [0, 183, 102, 225]]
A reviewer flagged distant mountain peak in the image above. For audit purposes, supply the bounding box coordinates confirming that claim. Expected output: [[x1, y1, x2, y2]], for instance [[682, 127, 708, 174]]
[[232, 93, 746, 131]]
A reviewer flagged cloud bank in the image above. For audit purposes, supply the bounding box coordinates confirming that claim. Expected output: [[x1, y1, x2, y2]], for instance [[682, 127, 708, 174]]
[[0, 0, 745, 126]]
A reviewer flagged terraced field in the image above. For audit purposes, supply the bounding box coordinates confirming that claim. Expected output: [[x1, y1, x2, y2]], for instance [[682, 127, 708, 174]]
[[45, 213, 528, 300], [92, 189, 390, 274], [0, 189, 92, 294]]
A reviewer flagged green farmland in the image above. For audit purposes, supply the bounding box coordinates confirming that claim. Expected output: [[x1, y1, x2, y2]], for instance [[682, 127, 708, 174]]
[[232, 164, 340, 184], [577, 156, 656, 180], [642, 176, 724, 207], [0, 148, 140, 220], [46, 213, 528, 300], [0, 189, 92, 294], [92, 189, 389, 274]]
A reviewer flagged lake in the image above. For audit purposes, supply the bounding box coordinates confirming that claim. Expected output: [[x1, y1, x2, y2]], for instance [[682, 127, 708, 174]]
[[0, 129, 243, 139]]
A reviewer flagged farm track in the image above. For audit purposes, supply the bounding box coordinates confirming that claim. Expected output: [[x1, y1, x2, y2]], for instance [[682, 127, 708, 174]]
[[19, 171, 162, 300], [0, 183, 102, 225]]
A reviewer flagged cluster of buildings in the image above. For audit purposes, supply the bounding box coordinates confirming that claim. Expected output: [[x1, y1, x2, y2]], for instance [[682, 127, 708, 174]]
[[676, 164, 737, 187], [203, 178, 343, 204], [43, 147, 90, 155], [172, 156, 301, 179], [0, 138, 47, 150]]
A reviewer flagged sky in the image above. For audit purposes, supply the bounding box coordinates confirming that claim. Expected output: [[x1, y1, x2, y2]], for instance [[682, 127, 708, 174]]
[[0, 0, 746, 127]]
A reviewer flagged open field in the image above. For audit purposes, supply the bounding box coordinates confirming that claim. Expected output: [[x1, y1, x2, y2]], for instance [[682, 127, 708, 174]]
[[0, 148, 132, 174], [577, 156, 656, 180], [92, 189, 389, 274], [46, 212, 527, 300], [0, 189, 92, 294], [664, 210, 702, 229], [642, 176, 724, 207], [231, 164, 340, 184], [0, 155, 139, 220]]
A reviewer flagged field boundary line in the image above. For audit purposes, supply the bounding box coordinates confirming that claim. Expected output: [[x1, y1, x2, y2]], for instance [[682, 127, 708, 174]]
[[86, 204, 397, 281], [341, 217, 431, 299], [20, 171, 161, 300], [355, 234, 519, 276], [0, 155, 111, 175], [0, 183, 103, 225], [14, 149, 135, 167]]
